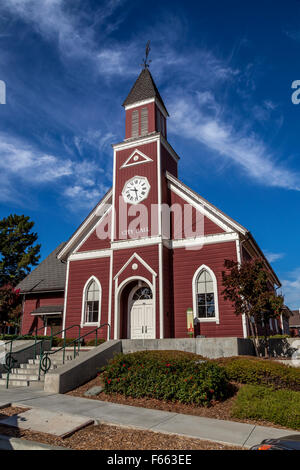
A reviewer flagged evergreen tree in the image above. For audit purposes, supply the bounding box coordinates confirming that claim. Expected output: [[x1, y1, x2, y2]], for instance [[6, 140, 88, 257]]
[[0, 214, 41, 287]]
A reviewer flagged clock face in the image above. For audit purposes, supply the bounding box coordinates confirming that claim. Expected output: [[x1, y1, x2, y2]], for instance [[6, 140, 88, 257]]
[[122, 176, 150, 205]]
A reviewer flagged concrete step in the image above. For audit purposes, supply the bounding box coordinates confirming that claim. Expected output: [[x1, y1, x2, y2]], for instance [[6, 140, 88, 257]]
[[11, 368, 45, 376], [1, 373, 44, 382], [20, 363, 57, 370], [0, 378, 30, 387]]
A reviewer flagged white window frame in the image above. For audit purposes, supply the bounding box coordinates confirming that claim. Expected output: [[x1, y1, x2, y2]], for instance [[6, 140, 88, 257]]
[[192, 265, 220, 324], [81, 276, 102, 327]]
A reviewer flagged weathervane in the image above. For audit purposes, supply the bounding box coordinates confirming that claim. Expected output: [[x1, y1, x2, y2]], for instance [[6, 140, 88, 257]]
[[141, 41, 151, 69]]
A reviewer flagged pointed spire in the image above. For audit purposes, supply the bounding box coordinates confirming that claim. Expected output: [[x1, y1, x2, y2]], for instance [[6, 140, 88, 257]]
[[122, 68, 169, 116]]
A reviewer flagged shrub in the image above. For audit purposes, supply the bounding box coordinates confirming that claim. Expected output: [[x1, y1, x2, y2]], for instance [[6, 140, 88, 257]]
[[102, 350, 231, 406], [216, 357, 300, 391], [231, 385, 300, 430], [51, 337, 77, 347]]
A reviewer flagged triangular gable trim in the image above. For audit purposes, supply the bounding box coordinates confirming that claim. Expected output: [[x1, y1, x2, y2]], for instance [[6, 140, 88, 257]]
[[114, 252, 157, 280], [74, 206, 112, 253], [57, 189, 113, 260], [166, 172, 247, 236], [120, 149, 153, 169]]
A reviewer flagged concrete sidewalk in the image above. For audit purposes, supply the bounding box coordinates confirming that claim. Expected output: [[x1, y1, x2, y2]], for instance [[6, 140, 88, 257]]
[[0, 387, 299, 449]]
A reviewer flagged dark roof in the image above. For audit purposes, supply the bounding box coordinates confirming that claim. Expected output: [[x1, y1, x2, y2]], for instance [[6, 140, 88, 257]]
[[17, 242, 66, 293], [290, 310, 300, 327], [122, 68, 169, 116], [31, 305, 63, 315]]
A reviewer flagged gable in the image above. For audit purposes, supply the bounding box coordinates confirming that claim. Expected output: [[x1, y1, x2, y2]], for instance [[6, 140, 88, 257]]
[[169, 185, 230, 239], [120, 148, 153, 169], [76, 209, 112, 252]]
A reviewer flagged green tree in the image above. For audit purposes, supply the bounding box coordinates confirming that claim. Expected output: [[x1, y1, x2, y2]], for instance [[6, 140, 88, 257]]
[[222, 258, 284, 356], [0, 214, 41, 287]]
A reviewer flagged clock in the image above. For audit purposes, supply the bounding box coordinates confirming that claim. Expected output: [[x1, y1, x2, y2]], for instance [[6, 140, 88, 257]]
[[122, 176, 150, 205]]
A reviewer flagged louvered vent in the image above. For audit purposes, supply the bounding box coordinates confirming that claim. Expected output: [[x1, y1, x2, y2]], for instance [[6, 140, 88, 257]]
[[141, 107, 148, 136], [132, 109, 139, 138]]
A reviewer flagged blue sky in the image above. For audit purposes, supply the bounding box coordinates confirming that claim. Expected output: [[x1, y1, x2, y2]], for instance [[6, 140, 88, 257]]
[[0, 0, 300, 308]]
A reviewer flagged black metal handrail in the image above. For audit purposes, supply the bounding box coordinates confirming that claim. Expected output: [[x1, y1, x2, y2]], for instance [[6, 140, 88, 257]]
[[39, 323, 111, 376]]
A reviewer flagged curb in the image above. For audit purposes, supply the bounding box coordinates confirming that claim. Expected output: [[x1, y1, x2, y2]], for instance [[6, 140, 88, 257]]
[[0, 434, 67, 450]]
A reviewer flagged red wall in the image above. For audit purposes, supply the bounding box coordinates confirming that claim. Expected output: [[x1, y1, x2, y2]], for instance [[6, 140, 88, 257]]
[[172, 241, 243, 338], [21, 292, 64, 335], [65, 258, 110, 340]]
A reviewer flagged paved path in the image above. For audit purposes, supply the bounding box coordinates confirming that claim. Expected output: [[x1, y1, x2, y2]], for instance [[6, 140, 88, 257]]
[[0, 387, 299, 449]]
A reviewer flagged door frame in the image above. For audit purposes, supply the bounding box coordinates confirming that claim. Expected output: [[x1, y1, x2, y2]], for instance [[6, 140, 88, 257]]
[[115, 275, 156, 339], [127, 283, 154, 339]]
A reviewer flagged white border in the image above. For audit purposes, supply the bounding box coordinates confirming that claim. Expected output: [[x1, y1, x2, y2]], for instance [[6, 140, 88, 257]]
[[120, 148, 153, 169], [81, 276, 102, 328], [192, 264, 220, 324]]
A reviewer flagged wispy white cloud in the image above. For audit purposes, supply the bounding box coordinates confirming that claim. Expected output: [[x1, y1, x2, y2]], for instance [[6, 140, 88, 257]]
[[264, 251, 285, 263], [168, 92, 300, 191], [0, 134, 108, 209], [281, 268, 300, 309]]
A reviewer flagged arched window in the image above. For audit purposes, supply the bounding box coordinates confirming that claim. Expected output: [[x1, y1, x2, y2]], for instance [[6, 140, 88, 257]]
[[193, 266, 219, 323], [132, 286, 153, 301], [82, 277, 101, 325]]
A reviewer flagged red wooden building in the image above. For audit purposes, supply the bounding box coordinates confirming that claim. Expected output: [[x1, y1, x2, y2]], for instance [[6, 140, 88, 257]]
[[19, 68, 282, 340]]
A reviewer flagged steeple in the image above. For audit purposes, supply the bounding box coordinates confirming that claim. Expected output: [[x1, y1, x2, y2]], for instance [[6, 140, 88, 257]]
[[122, 44, 169, 140], [122, 68, 169, 117]]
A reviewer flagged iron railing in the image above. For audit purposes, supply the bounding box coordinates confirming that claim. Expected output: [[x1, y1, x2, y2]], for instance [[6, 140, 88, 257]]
[[39, 323, 111, 376]]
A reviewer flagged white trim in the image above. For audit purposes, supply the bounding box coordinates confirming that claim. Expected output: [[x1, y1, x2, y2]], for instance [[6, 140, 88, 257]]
[[170, 184, 233, 234], [114, 275, 156, 339], [120, 148, 153, 169], [111, 148, 117, 242], [192, 265, 220, 324], [81, 276, 102, 328], [74, 206, 112, 253], [167, 173, 247, 235], [172, 233, 238, 248], [124, 97, 168, 119], [158, 242, 164, 338], [111, 236, 162, 250], [236, 238, 248, 339], [127, 283, 155, 339], [114, 252, 157, 280], [107, 250, 113, 340], [124, 98, 155, 110], [62, 260, 70, 338], [113, 134, 160, 151], [69, 250, 111, 261], [57, 190, 112, 260]]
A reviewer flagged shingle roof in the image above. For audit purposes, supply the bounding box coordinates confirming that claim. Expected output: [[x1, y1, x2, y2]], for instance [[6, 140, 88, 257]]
[[122, 68, 169, 115], [17, 242, 66, 293], [290, 310, 300, 327], [31, 305, 64, 315]]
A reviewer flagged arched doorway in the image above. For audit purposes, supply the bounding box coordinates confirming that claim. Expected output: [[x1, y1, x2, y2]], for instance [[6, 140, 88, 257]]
[[128, 284, 155, 339]]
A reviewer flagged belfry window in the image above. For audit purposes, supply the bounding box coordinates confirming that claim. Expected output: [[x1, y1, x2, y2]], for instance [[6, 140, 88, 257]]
[[141, 107, 148, 136], [132, 109, 139, 138], [196, 269, 216, 319], [83, 278, 101, 325]]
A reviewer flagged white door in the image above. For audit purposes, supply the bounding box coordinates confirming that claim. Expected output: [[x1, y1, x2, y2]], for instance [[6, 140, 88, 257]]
[[129, 286, 155, 339]]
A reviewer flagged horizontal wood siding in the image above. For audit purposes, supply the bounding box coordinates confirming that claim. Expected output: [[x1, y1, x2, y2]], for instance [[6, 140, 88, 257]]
[[21, 292, 64, 335], [65, 258, 110, 340], [77, 211, 111, 252], [172, 242, 243, 338]]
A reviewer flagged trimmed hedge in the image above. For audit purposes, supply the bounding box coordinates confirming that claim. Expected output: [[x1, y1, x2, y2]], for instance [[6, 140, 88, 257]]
[[102, 350, 231, 406], [231, 385, 300, 430], [216, 357, 300, 391]]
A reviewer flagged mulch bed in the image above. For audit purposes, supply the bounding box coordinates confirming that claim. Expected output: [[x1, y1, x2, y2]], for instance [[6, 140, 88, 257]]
[[0, 407, 240, 450], [67, 376, 296, 431]]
